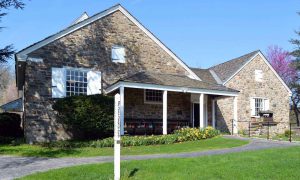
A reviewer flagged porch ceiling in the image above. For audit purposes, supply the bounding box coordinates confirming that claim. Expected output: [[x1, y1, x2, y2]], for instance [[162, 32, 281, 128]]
[[106, 72, 239, 96]]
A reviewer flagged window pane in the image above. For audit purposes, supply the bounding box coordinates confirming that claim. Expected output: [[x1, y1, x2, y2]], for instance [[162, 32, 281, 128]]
[[66, 69, 88, 97], [145, 90, 162, 103]]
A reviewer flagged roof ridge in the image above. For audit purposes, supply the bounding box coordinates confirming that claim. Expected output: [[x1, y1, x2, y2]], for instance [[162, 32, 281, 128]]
[[209, 50, 260, 69], [16, 4, 122, 54]]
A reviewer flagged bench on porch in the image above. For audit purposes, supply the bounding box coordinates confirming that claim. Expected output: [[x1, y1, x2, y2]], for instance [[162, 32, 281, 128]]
[[124, 118, 190, 135]]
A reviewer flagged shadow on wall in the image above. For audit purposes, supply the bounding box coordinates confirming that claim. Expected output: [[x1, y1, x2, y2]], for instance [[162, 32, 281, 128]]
[[216, 104, 230, 134], [24, 12, 153, 143]]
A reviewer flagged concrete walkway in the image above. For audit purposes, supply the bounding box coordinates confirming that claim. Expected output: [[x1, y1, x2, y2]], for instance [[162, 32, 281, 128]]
[[0, 136, 298, 180]]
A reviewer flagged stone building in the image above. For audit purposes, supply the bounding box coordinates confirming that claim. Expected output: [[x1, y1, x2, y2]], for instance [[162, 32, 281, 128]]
[[13, 4, 291, 143]]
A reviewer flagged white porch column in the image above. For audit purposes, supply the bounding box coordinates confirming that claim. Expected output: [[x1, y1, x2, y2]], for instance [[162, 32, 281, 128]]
[[212, 99, 216, 128], [233, 96, 238, 134], [163, 90, 168, 135], [199, 93, 204, 128], [120, 86, 125, 135]]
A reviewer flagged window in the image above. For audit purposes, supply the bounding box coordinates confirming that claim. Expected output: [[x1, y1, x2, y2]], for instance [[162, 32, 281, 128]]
[[254, 98, 264, 116], [144, 89, 163, 103], [255, 70, 263, 82], [66, 69, 88, 96], [52, 67, 101, 98], [111, 45, 125, 63], [251, 98, 269, 117]]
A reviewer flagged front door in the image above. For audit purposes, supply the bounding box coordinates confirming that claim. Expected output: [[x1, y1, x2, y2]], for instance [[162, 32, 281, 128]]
[[193, 103, 200, 127]]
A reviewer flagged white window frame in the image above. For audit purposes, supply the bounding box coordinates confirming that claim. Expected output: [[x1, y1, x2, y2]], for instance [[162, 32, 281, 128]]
[[111, 45, 126, 63], [64, 67, 90, 97], [251, 97, 269, 117], [254, 98, 264, 117], [144, 89, 163, 104]]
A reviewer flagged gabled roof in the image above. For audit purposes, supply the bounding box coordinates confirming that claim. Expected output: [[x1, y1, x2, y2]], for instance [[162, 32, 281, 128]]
[[15, 4, 200, 80], [190, 68, 217, 84], [117, 71, 238, 93], [71, 12, 89, 25], [0, 98, 23, 112], [209, 50, 259, 83], [207, 50, 292, 95]]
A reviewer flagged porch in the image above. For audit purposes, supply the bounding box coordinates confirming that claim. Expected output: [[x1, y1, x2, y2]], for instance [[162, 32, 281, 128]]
[[106, 72, 239, 135]]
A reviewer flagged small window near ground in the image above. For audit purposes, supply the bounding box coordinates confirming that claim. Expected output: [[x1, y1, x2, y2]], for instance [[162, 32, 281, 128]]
[[111, 45, 125, 63], [66, 69, 88, 96], [144, 89, 163, 103], [255, 70, 263, 82]]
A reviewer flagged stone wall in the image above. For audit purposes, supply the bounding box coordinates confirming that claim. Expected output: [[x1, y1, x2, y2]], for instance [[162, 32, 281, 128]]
[[23, 10, 193, 142], [215, 96, 234, 133], [216, 54, 290, 134]]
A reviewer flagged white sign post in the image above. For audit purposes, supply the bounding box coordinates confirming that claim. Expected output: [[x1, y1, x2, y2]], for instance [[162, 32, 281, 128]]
[[114, 93, 121, 180]]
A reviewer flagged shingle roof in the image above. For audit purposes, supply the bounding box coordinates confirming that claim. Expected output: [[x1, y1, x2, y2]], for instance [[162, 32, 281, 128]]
[[209, 50, 259, 83], [0, 98, 23, 112], [118, 72, 238, 92], [190, 68, 217, 84]]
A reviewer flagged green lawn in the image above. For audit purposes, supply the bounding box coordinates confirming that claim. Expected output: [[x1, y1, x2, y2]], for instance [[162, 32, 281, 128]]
[[19, 146, 300, 180], [0, 136, 247, 158]]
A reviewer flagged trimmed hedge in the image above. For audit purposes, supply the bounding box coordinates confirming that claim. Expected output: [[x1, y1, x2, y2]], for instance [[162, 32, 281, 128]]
[[39, 127, 219, 149], [52, 94, 114, 140], [90, 127, 220, 148], [0, 112, 23, 138]]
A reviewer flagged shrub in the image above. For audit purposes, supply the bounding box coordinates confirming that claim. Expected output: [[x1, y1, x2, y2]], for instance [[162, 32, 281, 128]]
[[52, 94, 114, 140], [91, 127, 219, 148], [0, 112, 23, 138], [284, 130, 294, 137], [37, 127, 220, 149]]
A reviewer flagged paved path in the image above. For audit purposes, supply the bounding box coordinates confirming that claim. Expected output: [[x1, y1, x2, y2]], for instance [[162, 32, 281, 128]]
[[0, 136, 298, 180]]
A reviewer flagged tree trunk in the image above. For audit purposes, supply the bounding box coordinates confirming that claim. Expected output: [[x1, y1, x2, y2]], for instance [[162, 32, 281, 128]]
[[293, 100, 300, 127]]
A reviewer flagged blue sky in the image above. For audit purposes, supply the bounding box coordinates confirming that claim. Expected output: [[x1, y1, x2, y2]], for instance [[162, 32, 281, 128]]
[[1, 0, 300, 68]]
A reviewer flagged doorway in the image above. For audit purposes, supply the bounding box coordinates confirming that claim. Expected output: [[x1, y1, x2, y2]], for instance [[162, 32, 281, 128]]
[[193, 103, 200, 128]]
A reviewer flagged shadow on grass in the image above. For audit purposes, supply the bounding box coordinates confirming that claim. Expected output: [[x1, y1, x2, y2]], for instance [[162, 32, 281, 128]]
[[0, 145, 82, 158], [128, 168, 139, 178]]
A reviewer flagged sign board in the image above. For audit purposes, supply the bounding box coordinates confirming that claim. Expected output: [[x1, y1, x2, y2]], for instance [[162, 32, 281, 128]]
[[114, 93, 121, 180]]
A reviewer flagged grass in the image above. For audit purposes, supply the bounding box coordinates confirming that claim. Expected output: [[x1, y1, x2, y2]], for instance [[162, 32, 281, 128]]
[[0, 136, 248, 158], [19, 146, 300, 180]]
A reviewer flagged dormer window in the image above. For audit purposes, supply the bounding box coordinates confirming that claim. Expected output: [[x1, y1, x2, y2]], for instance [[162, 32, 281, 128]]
[[255, 69, 263, 82], [111, 45, 125, 63]]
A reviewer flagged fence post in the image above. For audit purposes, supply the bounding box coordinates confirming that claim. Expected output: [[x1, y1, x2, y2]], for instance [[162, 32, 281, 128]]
[[248, 121, 250, 137], [289, 123, 292, 143], [267, 121, 270, 140], [232, 119, 234, 135]]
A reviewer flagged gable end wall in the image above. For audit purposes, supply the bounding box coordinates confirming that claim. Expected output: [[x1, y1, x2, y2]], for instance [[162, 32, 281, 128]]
[[216, 54, 290, 134], [23, 10, 191, 142]]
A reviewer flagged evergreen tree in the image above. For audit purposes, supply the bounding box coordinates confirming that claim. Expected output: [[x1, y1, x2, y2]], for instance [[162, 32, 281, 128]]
[[0, 0, 25, 63]]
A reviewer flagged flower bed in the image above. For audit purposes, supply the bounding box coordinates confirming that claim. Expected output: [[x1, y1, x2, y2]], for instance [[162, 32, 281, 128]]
[[39, 127, 219, 149], [91, 127, 220, 148]]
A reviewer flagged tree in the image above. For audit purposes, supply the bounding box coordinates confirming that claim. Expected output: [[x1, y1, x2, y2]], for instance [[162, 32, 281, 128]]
[[267, 45, 297, 85], [0, 0, 25, 63], [267, 45, 299, 126], [290, 12, 300, 126]]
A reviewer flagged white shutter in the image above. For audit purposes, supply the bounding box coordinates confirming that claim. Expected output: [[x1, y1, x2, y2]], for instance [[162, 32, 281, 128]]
[[250, 98, 255, 116], [112, 46, 125, 63], [264, 99, 270, 110], [87, 70, 102, 95], [51, 67, 66, 98]]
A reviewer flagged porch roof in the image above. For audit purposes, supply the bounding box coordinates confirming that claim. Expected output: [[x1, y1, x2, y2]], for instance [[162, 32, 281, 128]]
[[106, 72, 239, 96]]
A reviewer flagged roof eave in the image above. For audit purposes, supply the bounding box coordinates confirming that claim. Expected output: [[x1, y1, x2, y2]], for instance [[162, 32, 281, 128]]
[[106, 81, 239, 97], [15, 4, 201, 81]]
